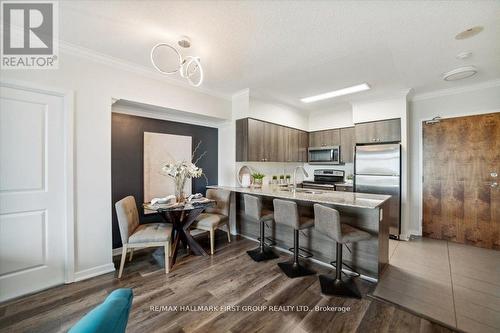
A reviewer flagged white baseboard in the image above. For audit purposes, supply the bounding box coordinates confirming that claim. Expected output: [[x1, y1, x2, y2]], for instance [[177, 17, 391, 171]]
[[73, 263, 116, 282]]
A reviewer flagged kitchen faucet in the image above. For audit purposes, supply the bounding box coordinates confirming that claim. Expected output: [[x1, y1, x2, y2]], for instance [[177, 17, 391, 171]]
[[292, 166, 309, 193]]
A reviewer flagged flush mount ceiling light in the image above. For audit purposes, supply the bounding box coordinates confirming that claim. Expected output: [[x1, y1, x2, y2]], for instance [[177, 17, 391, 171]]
[[300, 83, 370, 103], [151, 36, 204, 87], [455, 26, 483, 40], [442, 66, 478, 81]]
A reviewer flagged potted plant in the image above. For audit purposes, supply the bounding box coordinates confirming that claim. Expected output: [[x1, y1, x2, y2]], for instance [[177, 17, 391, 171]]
[[251, 172, 265, 188], [346, 174, 354, 184], [272, 175, 278, 185], [279, 174, 285, 185], [285, 174, 291, 184]]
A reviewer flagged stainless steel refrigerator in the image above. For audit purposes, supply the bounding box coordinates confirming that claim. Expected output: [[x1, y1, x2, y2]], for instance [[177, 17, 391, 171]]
[[354, 143, 401, 238]]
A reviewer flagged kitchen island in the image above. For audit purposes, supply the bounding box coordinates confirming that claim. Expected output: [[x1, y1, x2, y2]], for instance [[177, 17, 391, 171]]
[[208, 185, 391, 280]]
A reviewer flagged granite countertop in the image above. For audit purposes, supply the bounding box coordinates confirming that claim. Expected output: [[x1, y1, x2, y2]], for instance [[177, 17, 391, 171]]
[[207, 185, 390, 209]]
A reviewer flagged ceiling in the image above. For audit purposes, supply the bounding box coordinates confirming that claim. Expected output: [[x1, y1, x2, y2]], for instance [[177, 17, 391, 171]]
[[60, 1, 500, 110]]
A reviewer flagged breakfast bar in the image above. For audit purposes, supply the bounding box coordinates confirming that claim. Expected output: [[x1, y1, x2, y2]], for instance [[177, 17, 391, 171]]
[[208, 185, 391, 280]]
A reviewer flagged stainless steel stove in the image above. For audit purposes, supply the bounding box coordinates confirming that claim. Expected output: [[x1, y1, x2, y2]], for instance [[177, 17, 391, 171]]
[[302, 169, 345, 191]]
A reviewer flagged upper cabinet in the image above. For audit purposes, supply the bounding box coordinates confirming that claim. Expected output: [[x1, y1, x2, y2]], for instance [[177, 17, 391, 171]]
[[309, 127, 354, 163], [298, 130, 308, 163], [237, 117, 400, 163], [355, 118, 401, 144], [339, 127, 355, 163], [309, 129, 340, 147], [235, 118, 308, 162]]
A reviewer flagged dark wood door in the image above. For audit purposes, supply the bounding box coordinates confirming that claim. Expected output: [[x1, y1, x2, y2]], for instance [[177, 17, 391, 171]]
[[423, 112, 500, 249]]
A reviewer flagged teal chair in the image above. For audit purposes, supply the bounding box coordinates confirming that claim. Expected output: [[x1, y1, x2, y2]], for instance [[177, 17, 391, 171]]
[[69, 288, 133, 333]]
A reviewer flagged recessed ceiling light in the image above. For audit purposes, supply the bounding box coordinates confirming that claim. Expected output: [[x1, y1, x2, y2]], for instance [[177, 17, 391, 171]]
[[442, 66, 477, 81], [455, 26, 483, 40], [301, 83, 370, 103]]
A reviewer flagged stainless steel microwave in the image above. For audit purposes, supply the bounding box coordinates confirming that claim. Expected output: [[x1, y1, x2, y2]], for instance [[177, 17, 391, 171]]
[[308, 146, 340, 164]]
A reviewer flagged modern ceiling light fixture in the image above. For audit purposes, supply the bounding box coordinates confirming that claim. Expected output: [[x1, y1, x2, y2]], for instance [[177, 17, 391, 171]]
[[301, 83, 370, 103], [151, 36, 204, 87], [442, 66, 478, 81], [455, 26, 484, 40]]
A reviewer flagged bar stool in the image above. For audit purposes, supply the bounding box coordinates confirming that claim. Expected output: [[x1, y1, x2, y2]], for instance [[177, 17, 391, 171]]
[[313, 204, 371, 298], [244, 194, 279, 262], [273, 199, 316, 278]]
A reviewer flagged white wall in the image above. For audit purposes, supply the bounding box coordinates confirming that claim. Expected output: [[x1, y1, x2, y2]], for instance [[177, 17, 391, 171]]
[[309, 104, 354, 132], [218, 89, 250, 188], [0, 50, 231, 281], [248, 97, 309, 131], [408, 82, 500, 235]]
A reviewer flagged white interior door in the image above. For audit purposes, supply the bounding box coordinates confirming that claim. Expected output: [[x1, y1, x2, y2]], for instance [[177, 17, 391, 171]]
[[0, 85, 66, 302]]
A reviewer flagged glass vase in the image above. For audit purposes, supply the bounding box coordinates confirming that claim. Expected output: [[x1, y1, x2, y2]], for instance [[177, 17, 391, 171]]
[[174, 175, 187, 203]]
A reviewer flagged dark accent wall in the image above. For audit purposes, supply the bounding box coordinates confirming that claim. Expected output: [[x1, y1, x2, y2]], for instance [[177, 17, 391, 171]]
[[111, 113, 218, 249]]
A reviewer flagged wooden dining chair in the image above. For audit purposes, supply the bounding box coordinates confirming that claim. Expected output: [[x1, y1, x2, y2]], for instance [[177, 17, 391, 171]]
[[191, 189, 231, 255], [115, 196, 173, 278]]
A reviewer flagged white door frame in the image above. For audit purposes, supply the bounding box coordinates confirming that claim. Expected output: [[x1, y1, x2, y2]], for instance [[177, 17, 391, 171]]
[[417, 109, 500, 236], [0, 79, 76, 283]]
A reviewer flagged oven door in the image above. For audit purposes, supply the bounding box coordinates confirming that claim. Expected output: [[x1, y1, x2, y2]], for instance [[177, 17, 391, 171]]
[[308, 146, 340, 164]]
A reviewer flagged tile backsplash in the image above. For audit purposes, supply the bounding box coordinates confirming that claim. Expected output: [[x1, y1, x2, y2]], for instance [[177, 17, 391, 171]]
[[235, 162, 354, 185], [304, 163, 354, 181]]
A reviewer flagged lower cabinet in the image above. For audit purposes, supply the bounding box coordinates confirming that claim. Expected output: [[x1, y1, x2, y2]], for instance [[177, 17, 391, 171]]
[[335, 184, 353, 192]]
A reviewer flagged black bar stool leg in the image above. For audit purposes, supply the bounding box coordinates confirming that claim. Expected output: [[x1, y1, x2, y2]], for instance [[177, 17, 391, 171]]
[[247, 220, 279, 262], [277, 230, 315, 278], [319, 242, 362, 298]]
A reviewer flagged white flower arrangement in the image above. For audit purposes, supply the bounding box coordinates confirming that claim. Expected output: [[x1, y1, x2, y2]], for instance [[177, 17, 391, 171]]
[[160, 141, 207, 202], [161, 160, 203, 179]]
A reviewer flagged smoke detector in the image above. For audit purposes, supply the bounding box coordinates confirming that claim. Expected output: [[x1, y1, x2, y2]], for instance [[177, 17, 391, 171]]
[[442, 66, 478, 81], [455, 26, 483, 40]]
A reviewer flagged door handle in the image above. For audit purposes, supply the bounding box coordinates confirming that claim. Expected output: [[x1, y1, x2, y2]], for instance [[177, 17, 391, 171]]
[[490, 182, 498, 188]]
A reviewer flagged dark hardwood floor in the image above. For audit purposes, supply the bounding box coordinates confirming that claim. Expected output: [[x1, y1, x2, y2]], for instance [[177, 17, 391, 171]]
[[0, 233, 456, 333]]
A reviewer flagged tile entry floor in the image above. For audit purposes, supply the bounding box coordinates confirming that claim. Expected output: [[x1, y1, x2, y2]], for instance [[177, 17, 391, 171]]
[[373, 238, 500, 333]]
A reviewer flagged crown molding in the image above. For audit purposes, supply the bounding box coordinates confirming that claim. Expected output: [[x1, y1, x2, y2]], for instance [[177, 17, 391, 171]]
[[411, 79, 500, 102], [59, 40, 233, 101]]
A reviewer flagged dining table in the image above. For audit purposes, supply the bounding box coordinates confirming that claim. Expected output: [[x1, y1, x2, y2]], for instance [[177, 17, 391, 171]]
[[144, 198, 215, 269]]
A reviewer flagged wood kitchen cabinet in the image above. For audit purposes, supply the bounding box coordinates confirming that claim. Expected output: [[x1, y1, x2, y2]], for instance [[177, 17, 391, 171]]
[[247, 118, 266, 161], [309, 129, 340, 147], [355, 118, 401, 144], [285, 128, 299, 162], [298, 130, 308, 162], [265, 122, 285, 162], [339, 127, 355, 163], [335, 184, 353, 192], [236, 118, 308, 162]]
